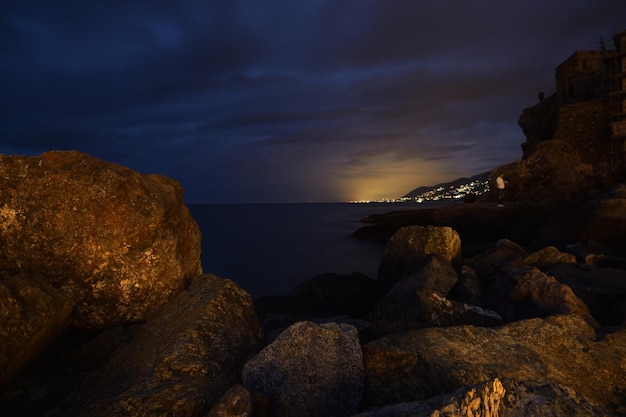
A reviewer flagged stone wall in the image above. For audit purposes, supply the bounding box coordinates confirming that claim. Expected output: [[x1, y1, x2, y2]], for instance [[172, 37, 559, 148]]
[[553, 99, 612, 165]]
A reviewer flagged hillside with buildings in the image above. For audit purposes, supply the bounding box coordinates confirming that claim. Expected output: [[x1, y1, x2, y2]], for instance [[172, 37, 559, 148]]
[[400, 171, 490, 202]]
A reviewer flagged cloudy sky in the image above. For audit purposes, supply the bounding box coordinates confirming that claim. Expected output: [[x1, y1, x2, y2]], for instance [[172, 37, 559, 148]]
[[1, 1, 625, 203]]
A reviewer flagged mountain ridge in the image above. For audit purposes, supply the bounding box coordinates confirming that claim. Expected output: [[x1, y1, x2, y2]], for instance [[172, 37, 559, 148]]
[[402, 171, 491, 200]]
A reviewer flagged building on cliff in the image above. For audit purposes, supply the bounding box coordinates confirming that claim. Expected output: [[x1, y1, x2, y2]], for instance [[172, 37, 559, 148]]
[[520, 29, 626, 180], [602, 30, 626, 171]]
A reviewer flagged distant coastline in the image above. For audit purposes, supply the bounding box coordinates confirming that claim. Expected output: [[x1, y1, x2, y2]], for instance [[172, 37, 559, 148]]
[[347, 171, 491, 204]]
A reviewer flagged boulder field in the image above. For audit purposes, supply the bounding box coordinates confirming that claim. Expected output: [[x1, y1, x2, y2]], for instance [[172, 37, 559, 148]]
[[1, 151, 625, 417]]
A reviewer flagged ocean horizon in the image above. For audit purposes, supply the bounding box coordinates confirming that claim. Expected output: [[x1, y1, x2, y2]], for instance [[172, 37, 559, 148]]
[[188, 201, 450, 298]]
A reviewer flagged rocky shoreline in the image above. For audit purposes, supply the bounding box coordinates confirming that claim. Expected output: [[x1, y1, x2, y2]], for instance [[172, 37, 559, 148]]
[[1, 151, 625, 417]]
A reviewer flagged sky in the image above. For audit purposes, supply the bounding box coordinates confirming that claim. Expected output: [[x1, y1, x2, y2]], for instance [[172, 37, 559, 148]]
[[1, 1, 625, 203]]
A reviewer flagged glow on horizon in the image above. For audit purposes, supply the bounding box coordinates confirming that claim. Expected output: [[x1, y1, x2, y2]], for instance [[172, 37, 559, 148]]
[[333, 158, 454, 202]]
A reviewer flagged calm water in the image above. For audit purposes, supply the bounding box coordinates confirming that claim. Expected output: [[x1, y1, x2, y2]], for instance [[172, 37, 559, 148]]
[[188, 202, 443, 298]]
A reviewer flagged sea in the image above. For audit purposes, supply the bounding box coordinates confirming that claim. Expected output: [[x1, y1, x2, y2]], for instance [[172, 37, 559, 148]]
[[188, 201, 448, 298]]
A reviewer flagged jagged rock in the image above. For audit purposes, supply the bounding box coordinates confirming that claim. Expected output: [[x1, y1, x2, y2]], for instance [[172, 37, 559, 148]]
[[499, 379, 617, 417], [357, 377, 614, 417], [525, 246, 576, 267], [1, 275, 263, 417], [0, 151, 202, 332], [540, 262, 626, 326], [366, 288, 502, 339], [464, 239, 527, 279], [449, 265, 487, 307], [387, 254, 458, 297], [361, 314, 626, 413], [207, 384, 269, 417], [242, 321, 364, 417], [0, 273, 73, 386], [486, 267, 599, 327], [498, 140, 594, 202], [354, 378, 505, 417], [377, 225, 461, 292]]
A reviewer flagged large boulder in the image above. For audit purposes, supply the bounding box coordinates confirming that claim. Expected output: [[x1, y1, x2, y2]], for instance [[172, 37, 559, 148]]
[[540, 262, 626, 326], [464, 239, 527, 280], [487, 267, 599, 327], [499, 379, 615, 417], [525, 246, 577, 268], [2, 275, 263, 417], [366, 288, 502, 339], [354, 378, 505, 417], [358, 377, 612, 417], [386, 254, 459, 297], [362, 314, 626, 414], [377, 225, 461, 292], [0, 274, 73, 386], [449, 265, 487, 307], [242, 321, 364, 417], [0, 151, 202, 331]]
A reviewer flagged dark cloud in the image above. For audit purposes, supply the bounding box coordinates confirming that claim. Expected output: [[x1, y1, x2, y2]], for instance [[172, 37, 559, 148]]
[[1, 1, 625, 202]]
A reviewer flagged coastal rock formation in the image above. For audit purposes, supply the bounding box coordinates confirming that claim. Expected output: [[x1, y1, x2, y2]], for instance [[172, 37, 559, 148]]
[[496, 139, 594, 202], [354, 378, 505, 417], [361, 314, 626, 412], [377, 225, 461, 292], [525, 245, 577, 267], [486, 267, 600, 328], [242, 321, 364, 417], [366, 288, 502, 339], [385, 253, 459, 296], [0, 151, 202, 332], [0, 148, 624, 416], [3, 275, 263, 417], [0, 274, 73, 386]]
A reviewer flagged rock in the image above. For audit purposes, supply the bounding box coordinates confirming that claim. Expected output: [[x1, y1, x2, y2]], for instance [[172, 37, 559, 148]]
[[357, 377, 612, 417], [499, 379, 617, 417], [254, 272, 382, 342], [495, 139, 595, 203], [361, 314, 626, 413], [465, 240, 527, 280], [242, 321, 364, 417], [387, 254, 459, 297], [0, 273, 73, 386], [3, 275, 263, 417], [540, 262, 626, 326], [0, 151, 202, 332], [377, 225, 461, 292], [581, 189, 626, 257], [366, 288, 502, 339], [354, 378, 505, 417], [525, 246, 577, 267], [449, 265, 487, 307], [207, 384, 270, 417], [486, 267, 600, 327]]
